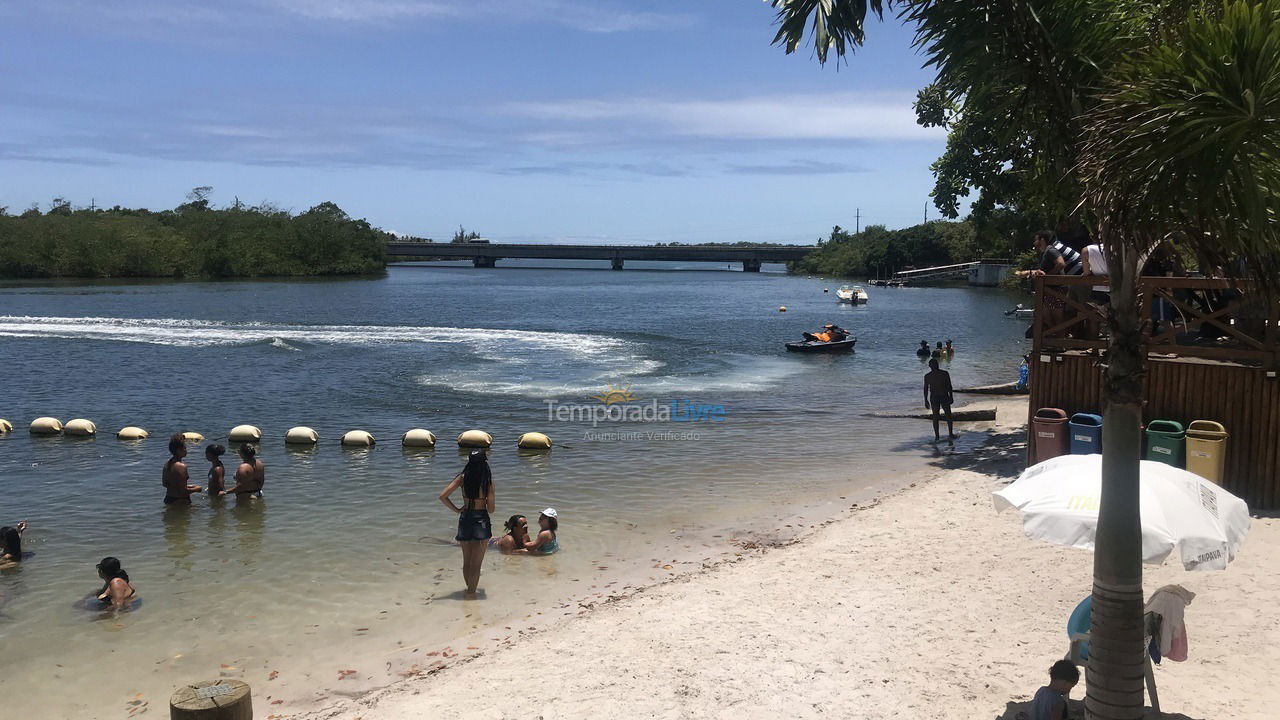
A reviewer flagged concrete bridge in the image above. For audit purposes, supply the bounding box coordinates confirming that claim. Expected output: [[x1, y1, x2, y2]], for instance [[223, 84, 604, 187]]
[[384, 241, 816, 271]]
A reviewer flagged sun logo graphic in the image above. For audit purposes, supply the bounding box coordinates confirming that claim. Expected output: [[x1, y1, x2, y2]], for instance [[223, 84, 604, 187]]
[[590, 383, 637, 406]]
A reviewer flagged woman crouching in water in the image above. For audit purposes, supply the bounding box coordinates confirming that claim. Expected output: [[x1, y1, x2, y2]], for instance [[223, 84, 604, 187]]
[[439, 450, 494, 597], [95, 557, 136, 609], [493, 515, 528, 553]]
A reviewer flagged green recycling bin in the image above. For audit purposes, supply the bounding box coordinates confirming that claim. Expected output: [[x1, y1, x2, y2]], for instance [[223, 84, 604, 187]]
[[1145, 420, 1185, 467], [1186, 420, 1228, 485]]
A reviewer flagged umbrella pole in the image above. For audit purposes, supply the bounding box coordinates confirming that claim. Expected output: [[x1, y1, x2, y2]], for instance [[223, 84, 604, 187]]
[[1144, 654, 1161, 716]]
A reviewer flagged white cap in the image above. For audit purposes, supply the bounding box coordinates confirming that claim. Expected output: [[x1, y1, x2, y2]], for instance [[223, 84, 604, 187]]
[[541, 507, 558, 518]]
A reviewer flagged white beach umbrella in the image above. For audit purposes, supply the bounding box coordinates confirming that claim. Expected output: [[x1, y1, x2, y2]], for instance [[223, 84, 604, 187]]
[[993, 454, 1250, 571]]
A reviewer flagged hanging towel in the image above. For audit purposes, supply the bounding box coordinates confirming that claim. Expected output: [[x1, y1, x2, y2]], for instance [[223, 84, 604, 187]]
[[1145, 584, 1196, 662]]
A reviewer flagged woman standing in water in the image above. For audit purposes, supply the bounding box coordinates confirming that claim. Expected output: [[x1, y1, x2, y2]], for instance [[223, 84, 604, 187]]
[[95, 557, 136, 609], [439, 450, 495, 596], [162, 433, 204, 505], [204, 444, 227, 497], [222, 443, 264, 498]]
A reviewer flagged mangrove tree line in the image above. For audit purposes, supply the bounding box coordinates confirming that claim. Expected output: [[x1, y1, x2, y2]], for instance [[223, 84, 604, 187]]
[[0, 190, 387, 279]]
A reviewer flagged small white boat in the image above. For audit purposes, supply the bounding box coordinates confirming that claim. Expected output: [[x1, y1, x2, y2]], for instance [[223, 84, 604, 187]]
[[1004, 304, 1034, 319], [836, 285, 870, 304]]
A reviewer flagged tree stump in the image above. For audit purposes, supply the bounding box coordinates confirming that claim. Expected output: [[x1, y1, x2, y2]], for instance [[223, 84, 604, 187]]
[[169, 680, 252, 720]]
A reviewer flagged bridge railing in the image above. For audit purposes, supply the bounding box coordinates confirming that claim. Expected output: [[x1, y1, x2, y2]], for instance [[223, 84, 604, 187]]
[[891, 261, 980, 279], [1031, 275, 1280, 367]]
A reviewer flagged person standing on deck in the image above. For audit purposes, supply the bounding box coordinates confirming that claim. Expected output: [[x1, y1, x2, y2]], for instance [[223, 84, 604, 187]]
[[1017, 231, 1083, 336], [924, 358, 956, 442]]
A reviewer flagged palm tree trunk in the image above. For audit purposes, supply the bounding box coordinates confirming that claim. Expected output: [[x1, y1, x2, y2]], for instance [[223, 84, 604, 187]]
[[1087, 242, 1148, 720]]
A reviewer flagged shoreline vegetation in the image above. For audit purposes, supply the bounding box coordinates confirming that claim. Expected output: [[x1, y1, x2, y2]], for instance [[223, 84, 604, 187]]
[[0, 191, 386, 280], [2, 193, 1044, 282], [788, 218, 1035, 281]]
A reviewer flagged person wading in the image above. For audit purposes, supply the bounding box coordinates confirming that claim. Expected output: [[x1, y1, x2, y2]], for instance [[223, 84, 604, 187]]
[[924, 358, 957, 443], [439, 450, 496, 597]]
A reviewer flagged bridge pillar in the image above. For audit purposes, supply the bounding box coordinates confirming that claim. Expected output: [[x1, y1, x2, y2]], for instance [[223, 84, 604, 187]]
[[473, 256, 497, 268], [742, 259, 762, 273], [611, 257, 624, 271]]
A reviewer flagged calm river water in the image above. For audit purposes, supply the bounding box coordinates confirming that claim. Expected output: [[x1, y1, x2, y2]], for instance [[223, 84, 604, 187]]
[[0, 261, 1027, 717]]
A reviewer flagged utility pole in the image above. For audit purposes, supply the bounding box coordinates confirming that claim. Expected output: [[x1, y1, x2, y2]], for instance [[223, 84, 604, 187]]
[[924, 200, 928, 223], [89, 198, 96, 211], [855, 208, 860, 234]]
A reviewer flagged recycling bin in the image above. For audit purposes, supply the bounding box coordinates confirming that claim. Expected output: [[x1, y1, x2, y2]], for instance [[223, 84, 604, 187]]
[[1144, 420, 1185, 467], [1033, 408, 1070, 463], [1069, 413, 1103, 455], [1186, 420, 1228, 485]]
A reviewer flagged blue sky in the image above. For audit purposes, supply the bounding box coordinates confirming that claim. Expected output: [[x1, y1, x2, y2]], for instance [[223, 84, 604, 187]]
[[0, 1, 953, 243]]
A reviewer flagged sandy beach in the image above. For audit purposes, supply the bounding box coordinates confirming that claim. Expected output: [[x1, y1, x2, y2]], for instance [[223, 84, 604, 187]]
[[301, 398, 1279, 720]]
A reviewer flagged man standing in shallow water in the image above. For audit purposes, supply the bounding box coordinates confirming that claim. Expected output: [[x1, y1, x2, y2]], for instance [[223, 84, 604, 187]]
[[923, 358, 956, 443]]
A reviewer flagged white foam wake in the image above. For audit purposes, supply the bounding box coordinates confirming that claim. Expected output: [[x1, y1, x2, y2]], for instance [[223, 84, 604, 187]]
[[0, 315, 624, 356]]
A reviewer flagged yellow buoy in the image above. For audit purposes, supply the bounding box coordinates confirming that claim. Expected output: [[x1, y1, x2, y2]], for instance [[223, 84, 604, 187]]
[[457, 429, 493, 448], [117, 426, 149, 440], [285, 426, 319, 445], [779, 306, 787, 312], [341, 430, 376, 447], [228, 424, 262, 443], [402, 428, 437, 448], [0, 419, 12, 433], [29, 417, 63, 435], [182, 431, 205, 444], [517, 432, 553, 449], [64, 418, 98, 436]]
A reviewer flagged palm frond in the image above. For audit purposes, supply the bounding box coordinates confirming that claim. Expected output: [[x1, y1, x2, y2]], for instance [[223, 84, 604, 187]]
[[768, 0, 891, 64], [1079, 0, 1280, 286]]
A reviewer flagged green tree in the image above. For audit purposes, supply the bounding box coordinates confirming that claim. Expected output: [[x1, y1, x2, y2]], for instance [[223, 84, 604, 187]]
[[451, 225, 481, 243], [0, 196, 386, 279], [768, 2, 1280, 718]]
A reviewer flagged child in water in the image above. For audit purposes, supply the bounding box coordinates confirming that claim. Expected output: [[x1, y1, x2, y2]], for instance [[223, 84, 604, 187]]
[[525, 508, 560, 554]]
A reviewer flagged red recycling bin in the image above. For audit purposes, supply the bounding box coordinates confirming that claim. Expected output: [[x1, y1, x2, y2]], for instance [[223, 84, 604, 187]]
[[1033, 408, 1070, 463]]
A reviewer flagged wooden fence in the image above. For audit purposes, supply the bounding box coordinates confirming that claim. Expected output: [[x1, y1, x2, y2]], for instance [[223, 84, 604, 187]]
[[1027, 276, 1280, 509]]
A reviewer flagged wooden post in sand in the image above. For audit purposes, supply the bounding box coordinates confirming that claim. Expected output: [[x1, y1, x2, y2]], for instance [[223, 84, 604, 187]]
[[169, 680, 252, 720]]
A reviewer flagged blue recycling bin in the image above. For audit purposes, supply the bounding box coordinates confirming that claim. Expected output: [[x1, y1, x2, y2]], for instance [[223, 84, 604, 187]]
[[1069, 413, 1103, 455]]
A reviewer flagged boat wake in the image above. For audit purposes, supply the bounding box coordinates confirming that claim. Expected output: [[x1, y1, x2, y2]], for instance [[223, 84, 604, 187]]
[[0, 315, 625, 356]]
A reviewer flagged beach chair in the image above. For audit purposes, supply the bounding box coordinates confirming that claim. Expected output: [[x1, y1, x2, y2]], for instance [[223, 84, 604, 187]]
[[1064, 596, 1163, 716]]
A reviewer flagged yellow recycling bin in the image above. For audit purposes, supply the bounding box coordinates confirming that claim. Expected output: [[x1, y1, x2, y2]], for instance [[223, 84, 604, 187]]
[[1185, 420, 1228, 485]]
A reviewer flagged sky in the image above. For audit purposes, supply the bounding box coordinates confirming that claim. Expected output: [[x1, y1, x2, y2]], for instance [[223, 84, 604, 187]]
[[0, 1, 954, 244]]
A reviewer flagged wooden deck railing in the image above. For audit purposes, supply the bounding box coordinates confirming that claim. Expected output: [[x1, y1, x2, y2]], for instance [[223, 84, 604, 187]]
[[1031, 275, 1280, 368]]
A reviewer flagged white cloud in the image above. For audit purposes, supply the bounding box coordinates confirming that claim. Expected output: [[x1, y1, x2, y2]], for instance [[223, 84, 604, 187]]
[[265, 0, 691, 32], [22, 0, 693, 34], [506, 93, 945, 142], [266, 0, 456, 22]]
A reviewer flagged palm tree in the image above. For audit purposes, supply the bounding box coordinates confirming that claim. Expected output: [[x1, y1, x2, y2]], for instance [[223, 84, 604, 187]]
[[1076, 9, 1280, 713], [767, 1, 1280, 718]]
